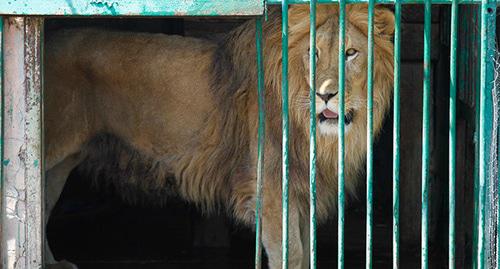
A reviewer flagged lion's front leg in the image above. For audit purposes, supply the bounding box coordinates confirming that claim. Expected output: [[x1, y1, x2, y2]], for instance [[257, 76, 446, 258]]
[[262, 194, 306, 269]]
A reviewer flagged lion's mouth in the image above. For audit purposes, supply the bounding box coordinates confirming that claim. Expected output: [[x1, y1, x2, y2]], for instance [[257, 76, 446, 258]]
[[318, 109, 354, 125]]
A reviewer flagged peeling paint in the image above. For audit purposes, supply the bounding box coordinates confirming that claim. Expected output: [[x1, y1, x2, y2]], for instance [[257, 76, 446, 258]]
[[90, 0, 118, 9], [2, 17, 44, 269], [89, 0, 118, 15], [0, 0, 264, 16]]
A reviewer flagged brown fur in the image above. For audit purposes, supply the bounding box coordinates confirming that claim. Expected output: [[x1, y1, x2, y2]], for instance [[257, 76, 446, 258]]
[[45, 5, 394, 269]]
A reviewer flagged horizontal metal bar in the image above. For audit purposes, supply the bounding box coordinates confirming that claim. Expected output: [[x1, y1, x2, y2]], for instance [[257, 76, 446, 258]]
[[0, 0, 264, 16], [268, 0, 483, 4]]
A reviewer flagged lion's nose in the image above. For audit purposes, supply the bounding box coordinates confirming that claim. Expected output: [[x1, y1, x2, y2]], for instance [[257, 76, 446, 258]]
[[316, 92, 338, 102]]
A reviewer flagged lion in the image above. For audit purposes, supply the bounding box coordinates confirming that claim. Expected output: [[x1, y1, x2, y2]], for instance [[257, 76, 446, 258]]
[[44, 4, 394, 269]]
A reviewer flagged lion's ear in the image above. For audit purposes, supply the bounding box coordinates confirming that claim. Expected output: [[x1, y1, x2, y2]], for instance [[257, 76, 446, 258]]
[[374, 7, 395, 40]]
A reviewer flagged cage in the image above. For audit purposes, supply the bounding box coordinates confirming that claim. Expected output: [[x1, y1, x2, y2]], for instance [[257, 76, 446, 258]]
[[0, 1, 498, 269]]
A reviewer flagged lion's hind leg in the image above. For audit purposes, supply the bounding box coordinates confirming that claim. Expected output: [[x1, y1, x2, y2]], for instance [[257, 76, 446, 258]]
[[45, 153, 83, 269]]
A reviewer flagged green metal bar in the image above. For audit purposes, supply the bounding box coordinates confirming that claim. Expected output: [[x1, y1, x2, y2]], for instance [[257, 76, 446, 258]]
[[338, 0, 346, 268], [281, 0, 290, 268], [0, 19, 2, 188], [421, 0, 431, 268], [498, 135, 500, 267], [472, 6, 480, 268], [392, 1, 401, 268], [268, 0, 485, 4], [477, 1, 496, 268], [0, 20, 3, 267], [498, 140, 500, 268], [0, 0, 489, 17], [309, 1, 318, 268], [254, 17, 265, 269], [448, 0, 458, 268], [366, 1, 375, 268], [0, 0, 264, 16]]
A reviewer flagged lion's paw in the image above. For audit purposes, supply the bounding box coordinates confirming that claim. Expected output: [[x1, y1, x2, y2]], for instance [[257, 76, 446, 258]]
[[46, 260, 78, 269]]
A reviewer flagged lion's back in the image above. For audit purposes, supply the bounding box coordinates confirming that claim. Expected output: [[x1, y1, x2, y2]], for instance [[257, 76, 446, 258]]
[[44, 28, 219, 169]]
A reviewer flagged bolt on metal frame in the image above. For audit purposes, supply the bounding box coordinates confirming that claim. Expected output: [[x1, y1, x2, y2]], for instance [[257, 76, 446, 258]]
[[0, 0, 498, 269]]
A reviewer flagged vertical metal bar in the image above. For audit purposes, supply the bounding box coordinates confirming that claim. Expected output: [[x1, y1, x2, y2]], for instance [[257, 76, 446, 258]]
[[0, 16, 3, 267], [309, 1, 318, 269], [392, 1, 401, 268], [338, 1, 346, 269], [254, 17, 265, 269], [448, 0, 458, 268], [366, 1, 375, 268], [1, 17, 44, 269], [25, 17, 44, 269], [421, 0, 431, 268], [473, 7, 481, 268], [477, 1, 496, 268], [498, 132, 500, 268], [281, 1, 290, 268]]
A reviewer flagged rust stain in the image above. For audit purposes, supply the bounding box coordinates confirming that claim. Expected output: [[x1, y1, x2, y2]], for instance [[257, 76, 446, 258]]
[[7, 17, 23, 29]]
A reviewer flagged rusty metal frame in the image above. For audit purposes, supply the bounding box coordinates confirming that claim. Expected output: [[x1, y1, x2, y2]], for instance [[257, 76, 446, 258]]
[[0, 2, 265, 268], [0, 2, 266, 268], [1, 17, 44, 269]]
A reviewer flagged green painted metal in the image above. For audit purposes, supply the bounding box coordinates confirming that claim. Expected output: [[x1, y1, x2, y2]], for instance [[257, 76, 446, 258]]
[[281, 0, 290, 268], [473, 49, 480, 269], [0, 0, 264, 16], [254, 17, 265, 269], [0, 18, 2, 189], [0, 20, 3, 246], [366, 1, 374, 268], [448, 0, 458, 267], [268, 0, 484, 4], [309, 1, 318, 268], [476, 0, 496, 268], [392, 1, 401, 268], [421, 0, 431, 268], [498, 140, 500, 267], [337, 0, 346, 268], [0, 0, 497, 268], [472, 6, 481, 269]]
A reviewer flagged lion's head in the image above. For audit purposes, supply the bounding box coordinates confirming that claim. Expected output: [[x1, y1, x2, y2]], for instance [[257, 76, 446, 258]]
[[262, 4, 393, 145], [304, 6, 394, 138], [257, 4, 394, 212]]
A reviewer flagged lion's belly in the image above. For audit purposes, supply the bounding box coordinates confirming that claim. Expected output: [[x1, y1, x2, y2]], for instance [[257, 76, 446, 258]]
[[80, 133, 179, 205]]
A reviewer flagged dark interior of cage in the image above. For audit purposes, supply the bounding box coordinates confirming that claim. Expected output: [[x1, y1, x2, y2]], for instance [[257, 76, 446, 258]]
[[44, 5, 490, 269]]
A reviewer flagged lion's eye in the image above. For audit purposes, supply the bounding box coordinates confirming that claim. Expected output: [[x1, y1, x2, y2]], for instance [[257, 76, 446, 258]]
[[346, 48, 358, 62]]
